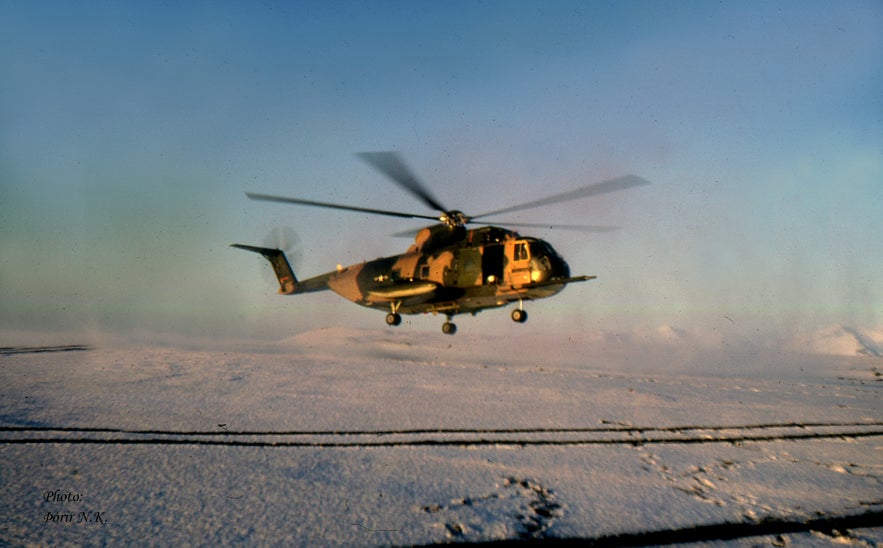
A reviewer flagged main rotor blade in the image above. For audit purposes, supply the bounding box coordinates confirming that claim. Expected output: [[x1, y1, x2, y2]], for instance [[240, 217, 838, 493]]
[[472, 174, 651, 220], [357, 151, 448, 213], [475, 220, 620, 232], [245, 192, 439, 221], [391, 221, 618, 238]]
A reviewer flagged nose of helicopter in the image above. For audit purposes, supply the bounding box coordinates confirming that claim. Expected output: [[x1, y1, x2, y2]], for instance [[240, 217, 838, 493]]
[[548, 253, 570, 280], [529, 241, 570, 283]]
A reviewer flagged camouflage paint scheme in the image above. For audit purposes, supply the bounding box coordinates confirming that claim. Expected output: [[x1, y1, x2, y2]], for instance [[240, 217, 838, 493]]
[[233, 224, 593, 322]]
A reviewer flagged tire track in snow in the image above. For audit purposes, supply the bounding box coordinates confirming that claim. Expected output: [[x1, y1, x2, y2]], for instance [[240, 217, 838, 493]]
[[504, 507, 883, 547], [0, 344, 92, 356], [1, 421, 881, 447]]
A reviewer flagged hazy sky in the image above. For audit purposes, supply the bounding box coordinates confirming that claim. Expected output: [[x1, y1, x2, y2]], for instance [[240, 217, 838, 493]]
[[2, 1, 881, 343]]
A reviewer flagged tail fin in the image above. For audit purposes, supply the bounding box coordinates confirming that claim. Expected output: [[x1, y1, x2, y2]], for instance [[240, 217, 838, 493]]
[[230, 244, 297, 294]]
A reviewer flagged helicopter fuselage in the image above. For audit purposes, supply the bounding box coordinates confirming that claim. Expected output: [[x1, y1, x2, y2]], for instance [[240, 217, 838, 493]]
[[234, 224, 593, 331], [322, 225, 579, 317]]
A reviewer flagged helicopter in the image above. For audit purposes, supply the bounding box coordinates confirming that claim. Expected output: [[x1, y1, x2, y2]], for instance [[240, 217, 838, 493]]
[[232, 152, 649, 335]]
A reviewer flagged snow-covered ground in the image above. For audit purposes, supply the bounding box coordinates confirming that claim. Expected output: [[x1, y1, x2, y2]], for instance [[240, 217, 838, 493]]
[[1, 327, 881, 546]]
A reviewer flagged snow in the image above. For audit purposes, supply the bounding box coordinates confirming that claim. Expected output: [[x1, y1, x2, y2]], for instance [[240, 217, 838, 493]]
[[1, 328, 881, 546], [786, 325, 883, 359]]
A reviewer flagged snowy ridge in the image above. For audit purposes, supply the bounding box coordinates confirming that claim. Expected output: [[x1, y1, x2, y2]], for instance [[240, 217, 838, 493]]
[[786, 325, 883, 358], [6, 323, 881, 360], [279, 324, 883, 359], [267, 325, 883, 386]]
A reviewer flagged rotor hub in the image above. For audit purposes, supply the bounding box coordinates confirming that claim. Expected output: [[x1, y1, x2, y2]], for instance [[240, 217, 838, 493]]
[[439, 210, 471, 227]]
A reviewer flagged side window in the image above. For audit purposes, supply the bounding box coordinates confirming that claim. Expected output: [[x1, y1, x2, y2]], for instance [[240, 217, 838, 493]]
[[420, 264, 430, 278], [514, 242, 529, 261]]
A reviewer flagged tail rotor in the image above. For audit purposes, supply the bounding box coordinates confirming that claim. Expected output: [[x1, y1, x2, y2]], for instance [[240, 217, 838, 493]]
[[264, 226, 301, 266]]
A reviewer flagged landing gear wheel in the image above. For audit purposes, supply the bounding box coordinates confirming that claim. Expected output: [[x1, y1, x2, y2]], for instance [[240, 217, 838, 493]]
[[511, 309, 528, 323], [385, 312, 402, 326], [442, 321, 457, 335]]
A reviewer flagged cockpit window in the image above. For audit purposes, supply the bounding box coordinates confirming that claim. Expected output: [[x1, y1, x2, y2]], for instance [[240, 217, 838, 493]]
[[529, 241, 553, 258]]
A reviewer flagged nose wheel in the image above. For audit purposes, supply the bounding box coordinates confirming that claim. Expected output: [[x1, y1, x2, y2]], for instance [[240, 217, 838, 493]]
[[511, 308, 528, 323], [442, 316, 457, 335]]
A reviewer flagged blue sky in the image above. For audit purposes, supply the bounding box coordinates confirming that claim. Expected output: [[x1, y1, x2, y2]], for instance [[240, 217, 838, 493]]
[[1, 1, 881, 343]]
